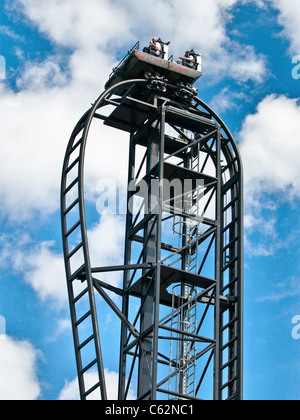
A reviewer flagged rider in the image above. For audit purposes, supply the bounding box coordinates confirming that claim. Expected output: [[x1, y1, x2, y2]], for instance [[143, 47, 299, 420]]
[[144, 37, 169, 59], [150, 37, 162, 56], [178, 50, 198, 70]]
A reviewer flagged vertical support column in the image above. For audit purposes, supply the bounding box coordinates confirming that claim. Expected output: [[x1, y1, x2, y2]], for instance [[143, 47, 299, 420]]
[[138, 124, 159, 399], [138, 106, 165, 400], [138, 107, 165, 399]]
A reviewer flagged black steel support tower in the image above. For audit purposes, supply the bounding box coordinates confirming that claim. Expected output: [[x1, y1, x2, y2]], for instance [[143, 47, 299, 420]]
[[61, 43, 243, 400]]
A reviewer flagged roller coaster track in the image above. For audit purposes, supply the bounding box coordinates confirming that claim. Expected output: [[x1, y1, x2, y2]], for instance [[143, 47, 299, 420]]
[[61, 78, 243, 400]]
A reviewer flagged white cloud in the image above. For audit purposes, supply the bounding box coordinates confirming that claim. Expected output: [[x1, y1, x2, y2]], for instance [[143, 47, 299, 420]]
[[256, 277, 300, 302], [269, 0, 300, 54], [15, 0, 132, 51], [230, 45, 267, 83], [0, 84, 78, 221], [240, 94, 300, 197], [239, 94, 300, 254], [58, 368, 135, 400], [126, 0, 233, 53], [0, 235, 67, 307], [0, 24, 23, 41], [22, 243, 68, 307], [89, 213, 124, 267], [16, 57, 69, 91], [0, 335, 41, 400], [49, 319, 72, 341], [210, 86, 247, 113]]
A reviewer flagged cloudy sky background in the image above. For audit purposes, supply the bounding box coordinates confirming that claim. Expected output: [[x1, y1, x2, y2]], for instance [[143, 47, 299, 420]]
[[0, 0, 300, 400]]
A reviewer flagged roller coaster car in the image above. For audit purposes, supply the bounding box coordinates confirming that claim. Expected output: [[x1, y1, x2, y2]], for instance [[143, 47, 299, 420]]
[[105, 42, 202, 95], [103, 43, 203, 133]]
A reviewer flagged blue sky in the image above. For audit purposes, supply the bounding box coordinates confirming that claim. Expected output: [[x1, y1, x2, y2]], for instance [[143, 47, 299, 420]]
[[0, 0, 300, 400]]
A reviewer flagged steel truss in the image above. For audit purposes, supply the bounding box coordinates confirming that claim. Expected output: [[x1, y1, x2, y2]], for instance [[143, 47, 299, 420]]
[[61, 77, 243, 400]]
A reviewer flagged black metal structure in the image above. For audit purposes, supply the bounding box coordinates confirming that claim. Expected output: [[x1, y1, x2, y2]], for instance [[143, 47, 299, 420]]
[[61, 43, 243, 401]]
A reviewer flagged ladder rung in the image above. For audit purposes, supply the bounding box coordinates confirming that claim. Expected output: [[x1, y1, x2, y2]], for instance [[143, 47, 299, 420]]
[[65, 156, 80, 175], [220, 376, 238, 391], [222, 217, 238, 233], [222, 256, 238, 271], [223, 237, 239, 252], [222, 175, 238, 194], [75, 310, 91, 327], [221, 336, 238, 351], [81, 358, 97, 375], [222, 316, 238, 332], [69, 137, 83, 155], [73, 286, 89, 304], [64, 198, 79, 216], [69, 264, 85, 282], [223, 196, 238, 212], [221, 157, 237, 174], [222, 276, 239, 293], [64, 177, 79, 195], [83, 381, 101, 398], [65, 220, 81, 238], [221, 356, 238, 371], [67, 242, 83, 259], [78, 334, 94, 351], [226, 392, 237, 401]]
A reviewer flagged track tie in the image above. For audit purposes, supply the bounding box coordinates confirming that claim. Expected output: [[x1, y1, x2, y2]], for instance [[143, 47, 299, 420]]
[[64, 198, 79, 216], [67, 242, 83, 259], [65, 156, 80, 175], [84, 382, 101, 398], [69, 264, 85, 282], [65, 220, 81, 238], [64, 177, 79, 195], [78, 334, 94, 351], [80, 358, 97, 375], [75, 310, 92, 327]]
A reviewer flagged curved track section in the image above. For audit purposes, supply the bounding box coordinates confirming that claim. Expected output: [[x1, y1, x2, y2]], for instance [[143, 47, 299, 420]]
[[61, 79, 147, 400], [61, 78, 243, 400]]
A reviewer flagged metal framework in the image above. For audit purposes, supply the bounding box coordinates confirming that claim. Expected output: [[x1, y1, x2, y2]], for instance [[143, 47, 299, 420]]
[[61, 51, 243, 401]]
